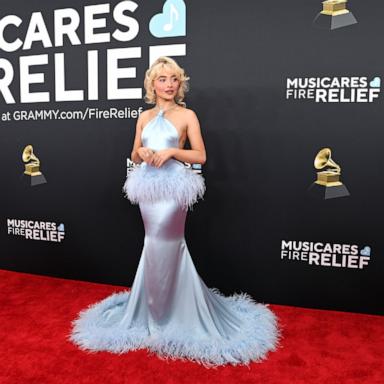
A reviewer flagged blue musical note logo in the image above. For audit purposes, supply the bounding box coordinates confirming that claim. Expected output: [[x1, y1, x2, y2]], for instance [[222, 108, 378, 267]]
[[360, 246, 371, 257], [149, 0, 186, 37]]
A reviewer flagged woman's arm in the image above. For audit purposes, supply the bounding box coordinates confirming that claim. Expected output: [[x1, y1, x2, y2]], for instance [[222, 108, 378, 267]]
[[151, 109, 207, 168], [173, 109, 206, 164], [131, 111, 155, 164]]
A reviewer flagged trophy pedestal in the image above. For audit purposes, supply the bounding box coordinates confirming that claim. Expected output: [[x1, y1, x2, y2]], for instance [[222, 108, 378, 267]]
[[21, 173, 47, 187], [308, 182, 350, 199], [313, 11, 357, 30]]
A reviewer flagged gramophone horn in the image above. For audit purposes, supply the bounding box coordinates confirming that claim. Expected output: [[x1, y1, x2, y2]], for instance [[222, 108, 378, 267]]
[[22, 145, 40, 165], [314, 148, 331, 169], [314, 147, 340, 172]]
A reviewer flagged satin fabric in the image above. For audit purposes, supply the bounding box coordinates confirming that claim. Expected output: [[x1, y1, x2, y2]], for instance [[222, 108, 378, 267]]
[[70, 109, 279, 366], [123, 110, 205, 209], [138, 200, 243, 335]]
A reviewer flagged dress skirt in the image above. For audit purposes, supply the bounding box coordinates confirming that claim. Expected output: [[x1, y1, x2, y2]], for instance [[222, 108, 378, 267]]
[[69, 197, 279, 367]]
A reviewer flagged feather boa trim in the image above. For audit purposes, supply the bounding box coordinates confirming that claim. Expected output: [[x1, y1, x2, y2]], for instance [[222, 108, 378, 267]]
[[123, 160, 206, 210], [69, 288, 280, 367]]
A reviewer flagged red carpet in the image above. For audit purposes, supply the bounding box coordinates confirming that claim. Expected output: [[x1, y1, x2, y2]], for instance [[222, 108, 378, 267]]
[[0, 269, 383, 384]]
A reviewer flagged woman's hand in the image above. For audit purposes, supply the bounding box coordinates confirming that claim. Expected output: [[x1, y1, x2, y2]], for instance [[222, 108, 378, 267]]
[[151, 148, 175, 168], [137, 147, 154, 163]]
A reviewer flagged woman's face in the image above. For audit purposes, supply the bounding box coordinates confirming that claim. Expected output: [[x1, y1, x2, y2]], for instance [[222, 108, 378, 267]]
[[153, 67, 180, 102]]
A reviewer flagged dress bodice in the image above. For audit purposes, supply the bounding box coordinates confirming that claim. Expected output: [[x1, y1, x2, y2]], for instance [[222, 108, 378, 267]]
[[141, 109, 179, 151], [124, 108, 205, 210]]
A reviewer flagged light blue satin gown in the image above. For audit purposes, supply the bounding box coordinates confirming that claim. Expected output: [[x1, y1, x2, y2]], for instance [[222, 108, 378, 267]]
[[69, 109, 279, 367]]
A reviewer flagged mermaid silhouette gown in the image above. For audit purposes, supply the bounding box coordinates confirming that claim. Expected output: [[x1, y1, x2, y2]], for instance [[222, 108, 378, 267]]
[[69, 109, 279, 366]]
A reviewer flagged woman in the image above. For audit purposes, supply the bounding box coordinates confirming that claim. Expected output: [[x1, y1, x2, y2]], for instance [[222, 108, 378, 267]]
[[70, 57, 279, 367]]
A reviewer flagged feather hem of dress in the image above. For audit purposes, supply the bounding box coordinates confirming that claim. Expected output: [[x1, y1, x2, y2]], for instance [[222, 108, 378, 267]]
[[69, 289, 280, 368], [123, 165, 206, 210]]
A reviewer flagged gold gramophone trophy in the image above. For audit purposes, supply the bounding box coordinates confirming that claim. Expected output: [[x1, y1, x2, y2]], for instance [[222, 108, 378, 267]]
[[22, 145, 47, 186], [308, 148, 349, 199], [313, 0, 357, 30]]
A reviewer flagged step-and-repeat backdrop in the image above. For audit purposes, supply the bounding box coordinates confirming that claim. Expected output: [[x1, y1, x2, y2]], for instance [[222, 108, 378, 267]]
[[1, 0, 382, 315]]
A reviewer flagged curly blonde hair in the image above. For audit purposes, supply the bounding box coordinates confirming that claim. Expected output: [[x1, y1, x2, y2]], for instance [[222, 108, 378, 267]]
[[144, 56, 190, 107]]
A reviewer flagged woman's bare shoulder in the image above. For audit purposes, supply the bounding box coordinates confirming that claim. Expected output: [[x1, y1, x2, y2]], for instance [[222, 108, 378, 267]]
[[182, 107, 199, 124], [183, 107, 196, 114], [138, 108, 154, 120], [178, 107, 198, 119], [138, 108, 155, 126]]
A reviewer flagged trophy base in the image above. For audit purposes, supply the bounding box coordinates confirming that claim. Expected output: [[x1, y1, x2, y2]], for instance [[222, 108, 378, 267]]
[[308, 182, 350, 200], [20, 173, 47, 187], [313, 11, 357, 30]]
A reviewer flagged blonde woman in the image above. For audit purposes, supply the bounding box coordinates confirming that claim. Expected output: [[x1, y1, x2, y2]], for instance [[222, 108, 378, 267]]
[[70, 57, 279, 367]]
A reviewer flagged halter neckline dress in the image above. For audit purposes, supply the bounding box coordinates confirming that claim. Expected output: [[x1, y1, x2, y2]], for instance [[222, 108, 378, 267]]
[[69, 108, 279, 367]]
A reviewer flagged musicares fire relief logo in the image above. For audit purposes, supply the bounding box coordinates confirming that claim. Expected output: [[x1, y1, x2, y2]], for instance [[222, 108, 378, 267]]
[[281, 240, 371, 269], [286, 76, 381, 103], [7, 219, 65, 242]]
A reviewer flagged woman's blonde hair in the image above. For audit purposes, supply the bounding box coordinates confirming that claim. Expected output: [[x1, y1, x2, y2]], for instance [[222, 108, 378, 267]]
[[144, 56, 190, 107]]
